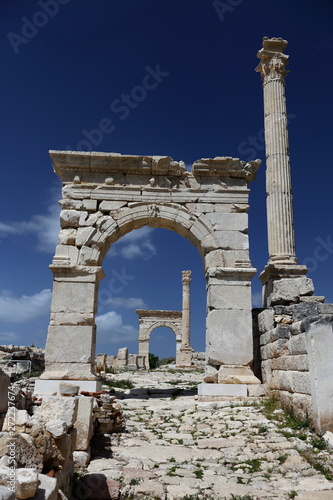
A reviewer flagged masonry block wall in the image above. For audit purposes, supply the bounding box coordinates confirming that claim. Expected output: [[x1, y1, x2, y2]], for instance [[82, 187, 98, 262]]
[[257, 302, 333, 434]]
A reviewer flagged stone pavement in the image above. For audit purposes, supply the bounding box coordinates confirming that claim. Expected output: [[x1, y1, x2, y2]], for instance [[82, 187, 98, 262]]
[[84, 370, 333, 500]]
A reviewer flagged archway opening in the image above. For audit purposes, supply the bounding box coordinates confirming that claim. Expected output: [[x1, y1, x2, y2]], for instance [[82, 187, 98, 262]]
[[149, 326, 177, 363], [95, 226, 206, 360]]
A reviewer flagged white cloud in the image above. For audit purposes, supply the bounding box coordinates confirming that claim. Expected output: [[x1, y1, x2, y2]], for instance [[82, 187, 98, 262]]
[[0, 289, 52, 323], [0, 190, 60, 254], [95, 311, 138, 344], [106, 297, 147, 309], [107, 227, 156, 261], [252, 291, 263, 308]]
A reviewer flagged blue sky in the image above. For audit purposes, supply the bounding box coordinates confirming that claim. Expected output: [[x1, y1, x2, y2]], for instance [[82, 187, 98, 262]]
[[0, 0, 332, 359]]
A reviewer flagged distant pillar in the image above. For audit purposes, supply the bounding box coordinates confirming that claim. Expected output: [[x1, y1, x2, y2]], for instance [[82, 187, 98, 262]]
[[181, 270, 191, 347], [177, 270, 193, 368], [256, 37, 313, 306]]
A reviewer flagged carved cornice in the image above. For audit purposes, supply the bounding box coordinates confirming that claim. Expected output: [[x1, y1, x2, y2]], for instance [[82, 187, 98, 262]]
[[255, 37, 289, 83]]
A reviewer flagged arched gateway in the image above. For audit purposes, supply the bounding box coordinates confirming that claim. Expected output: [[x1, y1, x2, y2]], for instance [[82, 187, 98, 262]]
[[37, 151, 261, 394]]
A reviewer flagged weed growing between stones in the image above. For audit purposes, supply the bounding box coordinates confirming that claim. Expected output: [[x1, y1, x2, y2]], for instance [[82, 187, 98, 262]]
[[102, 378, 134, 389], [288, 491, 298, 499]]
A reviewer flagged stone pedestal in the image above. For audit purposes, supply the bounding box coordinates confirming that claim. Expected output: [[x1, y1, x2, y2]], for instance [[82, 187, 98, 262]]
[[41, 265, 104, 381], [176, 347, 193, 368]]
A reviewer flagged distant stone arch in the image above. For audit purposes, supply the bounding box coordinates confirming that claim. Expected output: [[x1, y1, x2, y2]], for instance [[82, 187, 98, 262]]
[[136, 310, 183, 368], [37, 151, 260, 394]]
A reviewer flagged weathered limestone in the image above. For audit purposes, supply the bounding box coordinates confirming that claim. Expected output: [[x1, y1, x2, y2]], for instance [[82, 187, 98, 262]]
[[306, 317, 333, 434], [116, 348, 128, 369], [15, 468, 39, 500], [256, 37, 313, 306]]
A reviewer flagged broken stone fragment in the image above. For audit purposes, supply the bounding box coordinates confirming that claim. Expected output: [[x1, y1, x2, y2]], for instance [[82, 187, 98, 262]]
[[203, 365, 218, 383], [45, 419, 68, 439], [15, 468, 39, 500], [59, 382, 80, 397]]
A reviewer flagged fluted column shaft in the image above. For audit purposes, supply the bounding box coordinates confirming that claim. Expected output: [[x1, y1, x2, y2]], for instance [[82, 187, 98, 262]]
[[256, 37, 297, 264], [181, 270, 191, 347]]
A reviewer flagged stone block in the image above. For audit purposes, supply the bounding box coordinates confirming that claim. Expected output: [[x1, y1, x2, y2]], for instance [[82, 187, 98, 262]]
[[278, 370, 293, 392], [217, 365, 260, 384], [257, 308, 274, 334], [76, 227, 97, 247], [45, 325, 95, 364], [222, 249, 250, 267], [289, 333, 307, 355], [268, 277, 314, 306], [319, 303, 333, 315], [34, 379, 101, 395], [59, 382, 80, 396], [206, 212, 248, 232], [207, 283, 252, 310], [197, 383, 247, 397], [73, 397, 94, 451], [41, 396, 78, 428], [214, 230, 249, 250], [260, 338, 288, 360], [34, 474, 57, 500], [203, 250, 225, 270], [271, 354, 309, 372], [51, 281, 96, 313], [58, 228, 77, 245], [45, 420, 68, 439], [203, 365, 218, 383], [78, 246, 101, 265], [206, 309, 253, 366], [53, 244, 79, 265], [260, 325, 290, 347], [15, 468, 39, 500], [127, 354, 138, 370], [55, 433, 72, 461], [291, 371, 311, 395], [292, 302, 319, 322], [99, 201, 127, 211], [117, 347, 128, 361], [306, 319, 333, 434], [73, 450, 90, 468]]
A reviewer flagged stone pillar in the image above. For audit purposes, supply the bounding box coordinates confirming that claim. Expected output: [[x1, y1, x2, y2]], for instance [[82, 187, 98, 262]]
[[35, 265, 104, 394], [177, 271, 193, 367], [181, 270, 191, 347], [256, 37, 313, 306]]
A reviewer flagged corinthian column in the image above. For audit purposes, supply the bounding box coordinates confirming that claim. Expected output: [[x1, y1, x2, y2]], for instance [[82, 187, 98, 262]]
[[256, 37, 296, 264], [181, 270, 191, 347], [255, 37, 312, 306]]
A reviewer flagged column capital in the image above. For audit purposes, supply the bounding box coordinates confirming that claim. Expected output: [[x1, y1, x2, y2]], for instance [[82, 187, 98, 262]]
[[255, 37, 289, 83], [182, 270, 192, 283]]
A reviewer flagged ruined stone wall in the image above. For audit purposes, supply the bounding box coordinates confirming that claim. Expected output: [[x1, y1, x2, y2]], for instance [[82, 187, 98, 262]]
[[257, 302, 333, 434]]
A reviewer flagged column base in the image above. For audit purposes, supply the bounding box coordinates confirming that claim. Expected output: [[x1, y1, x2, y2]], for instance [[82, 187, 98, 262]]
[[259, 263, 313, 307], [34, 379, 102, 395], [176, 346, 193, 368]]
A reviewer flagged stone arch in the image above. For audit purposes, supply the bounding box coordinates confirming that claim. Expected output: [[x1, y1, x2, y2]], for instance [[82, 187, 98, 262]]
[[64, 202, 223, 268], [136, 310, 183, 368], [37, 151, 261, 395]]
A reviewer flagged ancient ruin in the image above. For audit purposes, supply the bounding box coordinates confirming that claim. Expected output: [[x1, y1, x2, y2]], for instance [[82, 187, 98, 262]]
[[1, 36, 333, 499], [36, 150, 261, 396]]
